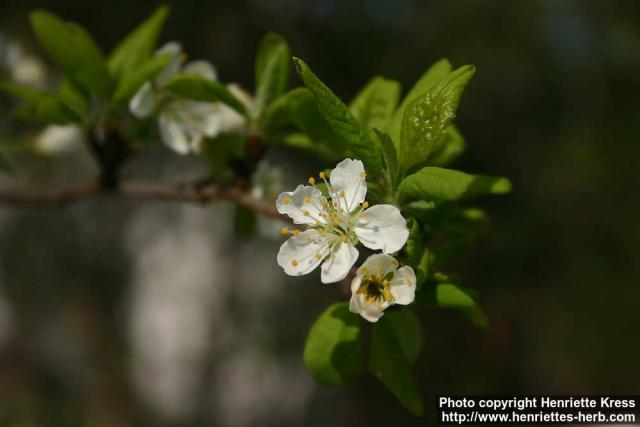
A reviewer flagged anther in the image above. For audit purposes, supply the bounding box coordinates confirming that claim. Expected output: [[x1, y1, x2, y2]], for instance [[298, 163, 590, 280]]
[[303, 210, 310, 216], [283, 197, 290, 205], [280, 226, 289, 235], [292, 229, 301, 237], [291, 259, 299, 267], [319, 171, 326, 179], [359, 171, 367, 177], [362, 201, 369, 209], [308, 177, 316, 185]]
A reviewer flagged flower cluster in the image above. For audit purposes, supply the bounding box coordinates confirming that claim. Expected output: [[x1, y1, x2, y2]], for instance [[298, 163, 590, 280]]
[[130, 42, 253, 154], [276, 158, 416, 321]]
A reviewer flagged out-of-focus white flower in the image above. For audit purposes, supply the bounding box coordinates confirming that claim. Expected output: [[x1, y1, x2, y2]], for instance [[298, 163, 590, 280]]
[[34, 124, 85, 154], [349, 254, 416, 322], [276, 158, 409, 284], [5, 42, 47, 89], [251, 161, 287, 239], [129, 42, 253, 154]]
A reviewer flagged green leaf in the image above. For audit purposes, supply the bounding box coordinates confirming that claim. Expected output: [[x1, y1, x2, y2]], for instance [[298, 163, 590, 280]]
[[57, 77, 90, 121], [113, 52, 172, 103], [384, 309, 423, 362], [400, 217, 423, 267], [389, 59, 452, 145], [415, 283, 488, 328], [349, 76, 400, 142], [373, 129, 399, 191], [431, 208, 489, 264], [303, 302, 364, 384], [399, 65, 475, 171], [254, 32, 290, 115], [293, 57, 381, 170], [30, 10, 111, 97], [108, 5, 170, 78], [397, 166, 511, 203], [1, 82, 80, 124], [164, 74, 248, 116], [425, 125, 466, 167], [234, 205, 257, 239], [369, 314, 423, 416]]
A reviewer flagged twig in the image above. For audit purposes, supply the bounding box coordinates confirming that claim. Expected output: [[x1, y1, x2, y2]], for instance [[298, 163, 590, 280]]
[[0, 182, 282, 219]]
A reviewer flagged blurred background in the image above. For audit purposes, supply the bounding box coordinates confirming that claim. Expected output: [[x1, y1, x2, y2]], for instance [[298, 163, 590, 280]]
[[0, 0, 639, 426]]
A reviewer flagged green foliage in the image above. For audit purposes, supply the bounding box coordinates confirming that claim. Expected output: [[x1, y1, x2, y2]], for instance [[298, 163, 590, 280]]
[[57, 78, 90, 123], [369, 314, 423, 416], [426, 125, 466, 167], [398, 166, 512, 203], [108, 5, 170, 78], [30, 10, 111, 97], [303, 303, 365, 384], [164, 74, 248, 115], [389, 58, 452, 145], [113, 53, 172, 103], [254, 32, 290, 116], [384, 309, 423, 362], [349, 77, 400, 143], [293, 57, 382, 170], [398, 65, 475, 171], [415, 282, 488, 328], [0, 82, 81, 125]]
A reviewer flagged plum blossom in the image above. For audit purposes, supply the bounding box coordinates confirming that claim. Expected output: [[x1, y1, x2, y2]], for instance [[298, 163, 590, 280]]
[[129, 42, 252, 154], [276, 158, 409, 284], [349, 254, 416, 322], [34, 124, 85, 154]]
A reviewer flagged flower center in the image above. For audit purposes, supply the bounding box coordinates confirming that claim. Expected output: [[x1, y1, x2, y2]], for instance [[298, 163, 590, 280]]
[[356, 268, 394, 306]]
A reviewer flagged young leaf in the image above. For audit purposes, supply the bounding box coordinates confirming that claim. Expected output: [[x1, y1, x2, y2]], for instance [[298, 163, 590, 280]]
[[30, 10, 111, 97], [373, 129, 399, 190], [369, 314, 423, 416], [108, 5, 170, 78], [1, 82, 80, 124], [164, 74, 248, 116], [113, 52, 172, 103], [384, 309, 423, 362], [303, 302, 364, 384], [399, 65, 475, 171], [399, 217, 423, 267], [425, 125, 466, 167], [397, 166, 511, 203], [293, 57, 382, 170], [349, 77, 400, 142], [57, 77, 89, 121], [388, 59, 452, 146], [254, 32, 290, 115]]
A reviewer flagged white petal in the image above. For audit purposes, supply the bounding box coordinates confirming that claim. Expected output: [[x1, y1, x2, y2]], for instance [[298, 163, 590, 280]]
[[320, 243, 358, 284], [357, 253, 398, 278], [158, 113, 191, 154], [129, 82, 156, 118], [35, 124, 84, 154], [277, 229, 327, 276], [276, 185, 328, 226], [350, 273, 363, 294], [349, 293, 387, 322], [218, 104, 247, 133], [355, 204, 409, 254], [390, 266, 417, 305], [329, 158, 367, 212], [155, 41, 183, 85], [183, 60, 218, 81]]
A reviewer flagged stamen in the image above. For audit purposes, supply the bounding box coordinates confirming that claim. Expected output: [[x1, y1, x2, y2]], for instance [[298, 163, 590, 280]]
[[319, 171, 326, 180], [292, 230, 301, 237], [291, 259, 299, 267], [391, 259, 399, 268], [308, 177, 316, 185], [362, 201, 369, 209], [303, 196, 311, 204], [315, 253, 322, 260], [283, 197, 290, 205], [303, 210, 310, 216], [280, 226, 289, 235], [359, 171, 367, 177]]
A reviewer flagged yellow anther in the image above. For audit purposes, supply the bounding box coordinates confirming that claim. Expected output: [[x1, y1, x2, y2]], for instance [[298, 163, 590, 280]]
[[358, 212, 365, 219], [359, 171, 367, 177], [283, 197, 290, 205], [280, 226, 289, 235], [321, 200, 329, 208], [308, 177, 316, 185], [339, 191, 346, 197], [303, 196, 311, 204], [391, 259, 399, 268], [303, 210, 310, 216], [317, 227, 325, 234], [340, 235, 347, 242], [319, 171, 326, 179], [291, 259, 299, 267], [404, 277, 412, 285], [315, 253, 322, 260], [362, 201, 369, 209], [292, 229, 301, 237]]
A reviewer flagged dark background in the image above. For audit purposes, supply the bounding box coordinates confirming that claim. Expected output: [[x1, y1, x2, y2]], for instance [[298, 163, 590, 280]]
[[0, 0, 638, 426]]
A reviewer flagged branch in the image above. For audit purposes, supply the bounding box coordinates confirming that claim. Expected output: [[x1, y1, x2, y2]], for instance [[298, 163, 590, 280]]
[[0, 182, 282, 219]]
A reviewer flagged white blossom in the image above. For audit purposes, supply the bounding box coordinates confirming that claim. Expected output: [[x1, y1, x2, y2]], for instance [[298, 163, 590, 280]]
[[4, 41, 47, 88], [129, 42, 252, 154], [349, 253, 416, 322], [276, 159, 409, 284], [34, 124, 85, 154]]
